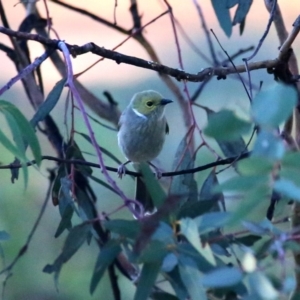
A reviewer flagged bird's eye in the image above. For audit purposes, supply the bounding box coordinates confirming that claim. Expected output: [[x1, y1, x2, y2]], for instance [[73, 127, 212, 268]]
[[146, 101, 154, 107]]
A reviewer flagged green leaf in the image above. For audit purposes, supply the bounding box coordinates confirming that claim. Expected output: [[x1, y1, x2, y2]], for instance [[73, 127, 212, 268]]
[[234, 235, 261, 246], [151, 291, 179, 300], [180, 218, 202, 254], [177, 243, 214, 273], [199, 170, 224, 211], [251, 83, 297, 128], [232, 0, 253, 25], [161, 253, 178, 272], [138, 240, 168, 263], [196, 212, 231, 233], [248, 271, 278, 299], [216, 174, 269, 192], [55, 177, 75, 238], [237, 156, 274, 175], [104, 219, 140, 239], [170, 136, 196, 204], [177, 199, 220, 219], [139, 163, 166, 208], [166, 267, 188, 300], [226, 0, 239, 8], [202, 266, 243, 288], [134, 262, 161, 300], [227, 185, 271, 226], [211, 0, 232, 37], [178, 255, 207, 300], [252, 130, 285, 160], [274, 179, 300, 201], [43, 223, 91, 287], [1, 111, 29, 186], [152, 222, 175, 245], [0, 100, 41, 165], [204, 110, 251, 141], [0, 231, 10, 241], [90, 239, 121, 294], [217, 136, 247, 158], [30, 78, 66, 127]]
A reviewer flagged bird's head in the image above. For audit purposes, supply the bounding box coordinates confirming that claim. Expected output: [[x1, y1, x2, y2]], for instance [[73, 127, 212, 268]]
[[131, 90, 173, 117]]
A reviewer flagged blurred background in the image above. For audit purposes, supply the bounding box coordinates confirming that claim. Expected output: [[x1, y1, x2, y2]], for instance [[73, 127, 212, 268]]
[[0, 0, 299, 299]]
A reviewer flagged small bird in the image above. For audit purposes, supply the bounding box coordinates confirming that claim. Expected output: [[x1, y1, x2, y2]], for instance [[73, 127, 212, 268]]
[[117, 90, 173, 213]]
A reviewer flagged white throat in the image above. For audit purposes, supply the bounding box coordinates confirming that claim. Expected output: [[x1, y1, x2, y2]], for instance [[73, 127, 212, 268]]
[[133, 108, 147, 119]]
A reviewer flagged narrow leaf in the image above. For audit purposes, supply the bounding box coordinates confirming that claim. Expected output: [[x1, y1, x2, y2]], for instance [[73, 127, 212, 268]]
[[134, 262, 161, 300], [180, 218, 202, 254], [204, 109, 251, 141], [178, 255, 207, 300], [211, 0, 232, 37], [90, 239, 121, 294], [0, 100, 41, 165], [202, 266, 243, 288], [170, 136, 196, 204], [30, 78, 66, 127], [252, 83, 297, 128], [139, 163, 166, 208]]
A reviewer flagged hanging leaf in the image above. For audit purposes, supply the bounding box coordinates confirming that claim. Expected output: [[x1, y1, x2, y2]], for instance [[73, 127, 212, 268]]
[[211, 0, 232, 37], [248, 271, 278, 299], [204, 109, 251, 141], [139, 162, 166, 208], [55, 177, 75, 238], [178, 255, 207, 300], [43, 223, 91, 287], [252, 83, 297, 128], [170, 136, 196, 205], [104, 219, 141, 240], [200, 170, 224, 211], [90, 239, 121, 294], [0, 100, 41, 166], [232, 0, 253, 26], [202, 266, 243, 288], [134, 262, 161, 300], [252, 130, 285, 161], [0, 231, 10, 241], [30, 78, 66, 127]]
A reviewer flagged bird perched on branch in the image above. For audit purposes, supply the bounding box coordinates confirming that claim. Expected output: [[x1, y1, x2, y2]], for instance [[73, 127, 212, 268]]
[[117, 90, 173, 213]]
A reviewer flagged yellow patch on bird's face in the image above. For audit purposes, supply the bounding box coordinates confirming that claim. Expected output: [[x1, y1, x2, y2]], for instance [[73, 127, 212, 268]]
[[131, 91, 163, 116]]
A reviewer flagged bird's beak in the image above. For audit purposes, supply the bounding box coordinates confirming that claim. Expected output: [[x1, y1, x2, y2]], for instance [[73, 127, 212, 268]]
[[160, 99, 173, 106]]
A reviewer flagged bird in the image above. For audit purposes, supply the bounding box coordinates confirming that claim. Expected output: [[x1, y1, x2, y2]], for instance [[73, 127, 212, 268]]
[[117, 90, 173, 213]]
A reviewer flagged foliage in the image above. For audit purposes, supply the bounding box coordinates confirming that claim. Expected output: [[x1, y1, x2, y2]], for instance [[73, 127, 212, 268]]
[[0, 1, 299, 300]]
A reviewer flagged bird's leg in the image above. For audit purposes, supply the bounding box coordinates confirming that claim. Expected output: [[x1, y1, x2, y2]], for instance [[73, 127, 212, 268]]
[[118, 160, 131, 178], [148, 161, 162, 179]]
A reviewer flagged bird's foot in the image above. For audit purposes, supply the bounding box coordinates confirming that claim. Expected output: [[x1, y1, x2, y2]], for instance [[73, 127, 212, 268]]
[[117, 164, 127, 179], [148, 161, 162, 179]]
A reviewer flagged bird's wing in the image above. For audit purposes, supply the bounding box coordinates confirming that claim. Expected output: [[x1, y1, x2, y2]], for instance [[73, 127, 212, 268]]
[[165, 122, 170, 134]]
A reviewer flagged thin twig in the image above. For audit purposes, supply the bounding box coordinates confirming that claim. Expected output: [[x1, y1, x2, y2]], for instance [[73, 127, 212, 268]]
[[0, 152, 250, 177], [0, 49, 53, 96], [58, 41, 143, 218], [0, 25, 292, 83]]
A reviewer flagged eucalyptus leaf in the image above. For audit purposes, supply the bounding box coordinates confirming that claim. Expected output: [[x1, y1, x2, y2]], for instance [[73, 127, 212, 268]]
[[252, 83, 297, 128], [202, 266, 243, 288], [211, 0, 232, 37], [30, 78, 66, 127], [204, 109, 251, 141], [134, 262, 161, 300], [170, 136, 196, 205], [232, 0, 253, 25], [178, 255, 207, 300], [90, 239, 121, 294]]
